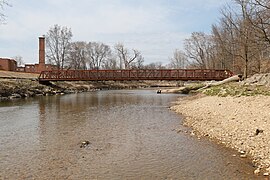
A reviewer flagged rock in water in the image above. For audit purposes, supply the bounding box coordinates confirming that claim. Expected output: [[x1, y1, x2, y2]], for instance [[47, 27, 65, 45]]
[[80, 141, 90, 148]]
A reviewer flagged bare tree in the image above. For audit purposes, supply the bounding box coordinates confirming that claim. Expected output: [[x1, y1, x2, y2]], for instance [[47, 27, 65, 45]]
[[133, 55, 144, 69], [144, 62, 165, 69], [86, 42, 111, 70], [181, 0, 270, 76], [212, 20, 237, 71], [168, 49, 188, 69], [209, 1, 264, 76], [67, 41, 88, 70], [184, 32, 215, 69], [247, 0, 270, 44], [227, 0, 263, 77], [12, 55, 24, 67], [212, 4, 248, 73], [46, 24, 73, 69], [114, 43, 143, 69], [102, 57, 118, 69], [0, 0, 10, 23]]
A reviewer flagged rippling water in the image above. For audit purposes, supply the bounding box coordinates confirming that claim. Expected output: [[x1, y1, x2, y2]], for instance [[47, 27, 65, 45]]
[[0, 90, 261, 179]]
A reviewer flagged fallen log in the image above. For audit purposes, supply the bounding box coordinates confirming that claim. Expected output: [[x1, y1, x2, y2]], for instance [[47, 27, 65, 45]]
[[160, 84, 205, 94], [160, 74, 242, 94], [199, 74, 242, 90]]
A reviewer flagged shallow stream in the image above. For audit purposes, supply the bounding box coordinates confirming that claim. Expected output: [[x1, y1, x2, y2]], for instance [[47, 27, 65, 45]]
[[0, 90, 261, 179]]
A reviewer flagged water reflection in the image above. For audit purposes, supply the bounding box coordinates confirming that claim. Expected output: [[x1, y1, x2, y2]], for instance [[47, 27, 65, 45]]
[[0, 90, 262, 179]]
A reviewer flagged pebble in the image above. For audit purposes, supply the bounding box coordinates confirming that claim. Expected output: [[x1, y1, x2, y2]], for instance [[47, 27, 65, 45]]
[[254, 168, 260, 175], [240, 154, 247, 158], [240, 150, 246, 154], [263, 172, 269, 176], [172, 94, 270, 173]]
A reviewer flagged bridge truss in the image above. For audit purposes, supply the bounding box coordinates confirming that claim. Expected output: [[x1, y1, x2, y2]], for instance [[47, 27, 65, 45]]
[[38, 69, 233, 82]]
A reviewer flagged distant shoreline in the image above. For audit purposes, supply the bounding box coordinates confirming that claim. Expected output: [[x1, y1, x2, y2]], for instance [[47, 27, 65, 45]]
[[0, 70, 182, 101]]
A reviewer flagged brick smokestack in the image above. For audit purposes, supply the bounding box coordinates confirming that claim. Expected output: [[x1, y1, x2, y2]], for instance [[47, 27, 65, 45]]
[[38, 36, 46, 72], [39, 36, 45, 65]]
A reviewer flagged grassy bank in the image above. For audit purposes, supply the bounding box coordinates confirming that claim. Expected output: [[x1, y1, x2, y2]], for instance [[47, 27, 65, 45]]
[[200, 82, 270, 97]]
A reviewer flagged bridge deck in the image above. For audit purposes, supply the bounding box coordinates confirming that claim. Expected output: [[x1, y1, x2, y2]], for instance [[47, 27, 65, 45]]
[[38, 69, 232, 82]]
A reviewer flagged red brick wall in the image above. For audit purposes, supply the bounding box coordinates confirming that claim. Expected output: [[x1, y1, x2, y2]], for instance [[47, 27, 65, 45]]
[[39, 37, 45, 65], [24, 64, 36, 73], [9, 59, 17, 71], [16, 67, 25, 72], [0, 58, 17, 71]]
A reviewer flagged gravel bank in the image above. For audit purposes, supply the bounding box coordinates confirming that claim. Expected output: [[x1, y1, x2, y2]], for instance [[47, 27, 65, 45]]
[[171, 95, 270, 175]]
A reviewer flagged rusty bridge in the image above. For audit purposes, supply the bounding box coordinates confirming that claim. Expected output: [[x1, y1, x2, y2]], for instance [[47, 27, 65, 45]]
[[38, 69, 233, 82]]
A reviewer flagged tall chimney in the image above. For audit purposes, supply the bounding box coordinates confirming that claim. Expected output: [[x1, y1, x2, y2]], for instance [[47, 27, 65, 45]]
[[39, 36, 45, 65]]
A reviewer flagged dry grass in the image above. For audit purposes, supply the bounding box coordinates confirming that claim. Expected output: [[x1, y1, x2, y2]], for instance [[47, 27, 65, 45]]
[[0, 70, 39, 79]]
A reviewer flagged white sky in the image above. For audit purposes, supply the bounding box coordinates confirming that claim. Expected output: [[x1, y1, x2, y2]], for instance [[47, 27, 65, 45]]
[[0, 0, 231, 64]]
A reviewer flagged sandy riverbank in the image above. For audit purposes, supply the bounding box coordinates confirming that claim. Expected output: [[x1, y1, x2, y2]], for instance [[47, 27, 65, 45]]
[[171, 94, 270, 175]]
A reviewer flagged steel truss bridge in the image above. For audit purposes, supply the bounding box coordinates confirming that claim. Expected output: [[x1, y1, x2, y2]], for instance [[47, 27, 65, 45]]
[[38, 69, 233, 82]]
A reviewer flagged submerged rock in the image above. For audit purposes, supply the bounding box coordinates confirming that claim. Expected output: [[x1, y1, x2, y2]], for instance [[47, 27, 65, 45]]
[[80, 141, 91, 148]]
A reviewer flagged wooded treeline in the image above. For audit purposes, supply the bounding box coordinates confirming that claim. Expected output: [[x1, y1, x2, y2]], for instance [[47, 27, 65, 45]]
[[182, 0, 270, 77], [45, 24, 148, 70], [46, 0, 270, 77]]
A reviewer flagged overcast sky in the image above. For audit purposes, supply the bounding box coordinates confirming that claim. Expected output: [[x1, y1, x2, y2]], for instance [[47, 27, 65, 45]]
[[0, 0, 230, 65]]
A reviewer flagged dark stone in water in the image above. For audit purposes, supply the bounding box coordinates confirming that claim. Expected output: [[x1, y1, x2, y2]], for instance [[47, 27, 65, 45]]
[[80, 141, 91, 148]]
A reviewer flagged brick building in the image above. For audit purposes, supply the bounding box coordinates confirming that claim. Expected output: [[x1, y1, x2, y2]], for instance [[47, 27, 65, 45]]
[[0, 58, 17, 71], [1, 37, 57, 73], [22, 36, 57, 73]]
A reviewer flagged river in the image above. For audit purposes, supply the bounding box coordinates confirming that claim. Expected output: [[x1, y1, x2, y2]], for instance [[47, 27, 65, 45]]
[[0, 90, 261, 179]]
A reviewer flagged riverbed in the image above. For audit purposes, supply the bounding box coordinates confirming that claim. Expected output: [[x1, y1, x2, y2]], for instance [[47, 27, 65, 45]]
[[0, 90, 261, 179]]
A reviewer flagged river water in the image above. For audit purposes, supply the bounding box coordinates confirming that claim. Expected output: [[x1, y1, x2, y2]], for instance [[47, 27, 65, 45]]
[[0, 90, 261, 179]]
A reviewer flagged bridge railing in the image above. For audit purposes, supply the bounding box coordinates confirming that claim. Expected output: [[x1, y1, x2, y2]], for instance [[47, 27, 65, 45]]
[[38, 69, 233, 82]]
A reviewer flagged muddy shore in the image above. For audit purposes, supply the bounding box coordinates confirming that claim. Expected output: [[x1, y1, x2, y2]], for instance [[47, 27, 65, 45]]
[[171, 94, 270, 176]]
